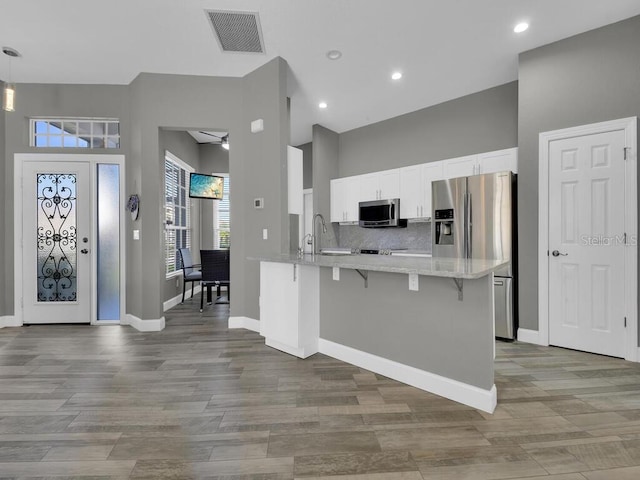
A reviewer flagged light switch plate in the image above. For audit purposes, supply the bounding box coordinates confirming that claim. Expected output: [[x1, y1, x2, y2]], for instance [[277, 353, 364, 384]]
[[332, 267, 340, 281], [408, 273, 419, 291], [262, 228, 268, 240], [133, 229, 140, 240]]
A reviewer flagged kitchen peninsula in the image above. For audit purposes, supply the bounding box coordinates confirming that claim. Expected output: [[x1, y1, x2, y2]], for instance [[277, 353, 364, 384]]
[[253, 253, 507, 413]]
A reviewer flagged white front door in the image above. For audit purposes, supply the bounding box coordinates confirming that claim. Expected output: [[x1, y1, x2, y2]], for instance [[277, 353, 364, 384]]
[[548, 130, 627, 357], [22, 161, 91, 324]]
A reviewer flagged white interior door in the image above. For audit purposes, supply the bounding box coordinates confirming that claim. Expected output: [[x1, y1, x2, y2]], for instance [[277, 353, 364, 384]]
[[548, 130, 626, 357], [22, 161, 91, 324]]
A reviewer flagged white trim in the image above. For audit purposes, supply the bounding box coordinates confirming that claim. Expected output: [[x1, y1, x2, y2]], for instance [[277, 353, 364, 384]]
[[228, 316, 260, 332], [318, 338, 497, 414], [14, 154, 126, 327], [265, 338, 317, 359], [517, 328, 543, 345], [538, 117, 638, 361], [163, 285, 202, 312], [122, 314, 165, 332], [0, 316, 21, 328]]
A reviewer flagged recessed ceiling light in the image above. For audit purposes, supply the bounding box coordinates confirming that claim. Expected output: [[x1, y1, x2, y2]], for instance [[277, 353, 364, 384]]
[[514, 22, 529, 33], [391, 72, 403, 80], [326, 50, 342, 60], [318, 102, 328, 109]]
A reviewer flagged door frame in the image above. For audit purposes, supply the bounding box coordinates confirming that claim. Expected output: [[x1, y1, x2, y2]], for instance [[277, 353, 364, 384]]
[[538, 117, 638, 361], [14, 153, 126, 326]]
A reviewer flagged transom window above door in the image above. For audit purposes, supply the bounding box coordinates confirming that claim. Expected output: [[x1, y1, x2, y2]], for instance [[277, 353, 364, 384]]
[[30, 118, 120, 149]]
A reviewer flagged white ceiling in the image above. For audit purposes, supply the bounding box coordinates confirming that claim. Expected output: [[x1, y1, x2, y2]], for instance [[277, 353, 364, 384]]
[[2, 1, 640, 145]]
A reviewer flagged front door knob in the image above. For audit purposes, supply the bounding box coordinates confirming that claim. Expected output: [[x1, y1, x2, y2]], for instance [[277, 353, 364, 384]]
[[551, 250, 568, 257]]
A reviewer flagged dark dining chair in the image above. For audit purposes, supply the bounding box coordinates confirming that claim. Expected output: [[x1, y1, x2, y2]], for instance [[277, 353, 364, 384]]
[[200, 249, 230, 312], [178, 248, 202, 303]]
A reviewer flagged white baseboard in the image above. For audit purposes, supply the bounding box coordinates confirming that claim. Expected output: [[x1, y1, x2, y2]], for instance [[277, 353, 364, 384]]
[[517, 328, 544, 345], [265, 338, 318, 359], [228, 316, 260, 333], [163, 285, 202, 312], [122, 314, 165, 332], [0, 316, 21, 329], [318, 338, 497, 414]]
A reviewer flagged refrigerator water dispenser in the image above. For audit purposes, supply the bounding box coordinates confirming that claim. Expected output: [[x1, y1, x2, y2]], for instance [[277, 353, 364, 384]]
[[434, 208, 455, 245]]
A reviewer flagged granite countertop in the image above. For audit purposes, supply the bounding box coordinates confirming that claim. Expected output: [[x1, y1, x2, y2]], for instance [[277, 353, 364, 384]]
[[251, 253, 508, 279]]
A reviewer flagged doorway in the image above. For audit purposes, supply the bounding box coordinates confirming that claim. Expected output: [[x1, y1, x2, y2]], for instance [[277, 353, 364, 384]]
[[538, 117, 637, 360], [14, 154, 126, 325]]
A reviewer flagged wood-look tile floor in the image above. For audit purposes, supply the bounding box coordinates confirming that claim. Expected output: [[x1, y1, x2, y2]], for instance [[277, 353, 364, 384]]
[[1, 302, 640, 479]]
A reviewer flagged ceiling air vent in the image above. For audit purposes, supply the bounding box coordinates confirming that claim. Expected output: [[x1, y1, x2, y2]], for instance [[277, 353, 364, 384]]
[[206, 10, 265, 54]]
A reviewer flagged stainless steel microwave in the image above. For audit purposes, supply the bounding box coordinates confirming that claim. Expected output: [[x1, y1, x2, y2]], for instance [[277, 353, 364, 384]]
[[359, 198, 407, 228]]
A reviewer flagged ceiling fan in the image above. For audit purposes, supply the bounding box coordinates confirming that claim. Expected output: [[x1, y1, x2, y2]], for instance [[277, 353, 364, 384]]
[[198, 131, 230, 150]]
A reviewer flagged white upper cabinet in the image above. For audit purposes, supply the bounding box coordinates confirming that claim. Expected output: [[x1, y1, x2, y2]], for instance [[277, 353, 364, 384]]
[[359, 173, 379, 202], [443, 154, 478, 178], [399, 161, 444, 219], [330, 176, 360, 223], [399, 164, 422, 219], [379, 169, 400, 199], [359, 169, 400, 201], [331, 148, 517, 222], [442, 148, 518, 178], [477, 147, 518, 174], [421, 161, 445, 219]]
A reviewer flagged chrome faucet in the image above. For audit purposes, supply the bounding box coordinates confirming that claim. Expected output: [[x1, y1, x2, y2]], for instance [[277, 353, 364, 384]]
[[311, 213, 327, 257]]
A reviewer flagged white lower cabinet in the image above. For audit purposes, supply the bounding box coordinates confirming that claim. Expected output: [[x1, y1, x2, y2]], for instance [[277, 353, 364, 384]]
[[259, 261, 319, 358]]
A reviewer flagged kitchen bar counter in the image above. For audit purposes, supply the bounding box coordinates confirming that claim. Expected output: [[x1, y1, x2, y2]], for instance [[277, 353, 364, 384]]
[[253, 253, 499, 413], [250, 253, 507, 279]]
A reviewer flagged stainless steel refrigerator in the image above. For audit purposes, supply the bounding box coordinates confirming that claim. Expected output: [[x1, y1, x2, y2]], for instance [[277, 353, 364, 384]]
[[432, 171, 517, 339]]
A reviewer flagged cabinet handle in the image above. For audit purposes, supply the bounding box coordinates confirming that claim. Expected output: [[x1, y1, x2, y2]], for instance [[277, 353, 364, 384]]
[[421, 206, 423, 216], [416, 206, 419, 217]]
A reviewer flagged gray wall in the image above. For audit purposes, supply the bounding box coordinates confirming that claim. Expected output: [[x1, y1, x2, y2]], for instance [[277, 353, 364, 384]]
[[1, 83, 130, 316], [297, 141, 313, 190], [338, 82, 518, 177], [233, 57, 290, 320], [159, 129, 201, 303], [127, 72, 243, 320], [0, 59, 289, 325], [127, 59, 289, 323], [320, 269, 495, 390], [312, 125, 340, 248], [518, 15, 640, 336]]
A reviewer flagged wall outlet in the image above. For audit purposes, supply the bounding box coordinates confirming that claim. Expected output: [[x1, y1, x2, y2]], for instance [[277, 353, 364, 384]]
[[332, 267, 340, 281], [408, 273, 419, 291], [251, 118, 264, 133], [262, 228, 268, 240]]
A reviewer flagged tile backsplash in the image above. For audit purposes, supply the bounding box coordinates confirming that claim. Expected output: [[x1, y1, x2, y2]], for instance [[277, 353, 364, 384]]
[[336, 221, 432, 251]]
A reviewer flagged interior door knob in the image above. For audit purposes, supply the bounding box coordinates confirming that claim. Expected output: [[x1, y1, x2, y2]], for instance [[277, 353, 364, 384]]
[[551, 250, 568, 257]]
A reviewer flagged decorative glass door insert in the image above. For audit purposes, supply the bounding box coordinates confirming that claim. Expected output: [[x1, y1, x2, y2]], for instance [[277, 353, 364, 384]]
[[36, 173, 78, 302]]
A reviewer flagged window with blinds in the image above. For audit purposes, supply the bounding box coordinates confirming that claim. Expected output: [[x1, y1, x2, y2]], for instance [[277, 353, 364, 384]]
[[165, 151, 193, 277], [213, 174, 230, 249]]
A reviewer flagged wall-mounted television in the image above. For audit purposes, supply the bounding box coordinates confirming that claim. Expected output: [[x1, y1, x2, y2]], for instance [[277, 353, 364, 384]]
[[189, 173, 224, 200]]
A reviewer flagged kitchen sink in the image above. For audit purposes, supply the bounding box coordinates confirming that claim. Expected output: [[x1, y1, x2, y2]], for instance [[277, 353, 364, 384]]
[[319, 249, 352, 256]]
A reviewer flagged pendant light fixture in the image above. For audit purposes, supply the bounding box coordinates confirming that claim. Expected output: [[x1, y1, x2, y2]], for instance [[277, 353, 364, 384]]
[[221, 135, 230, 150], [2, 46, 20, 112]]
